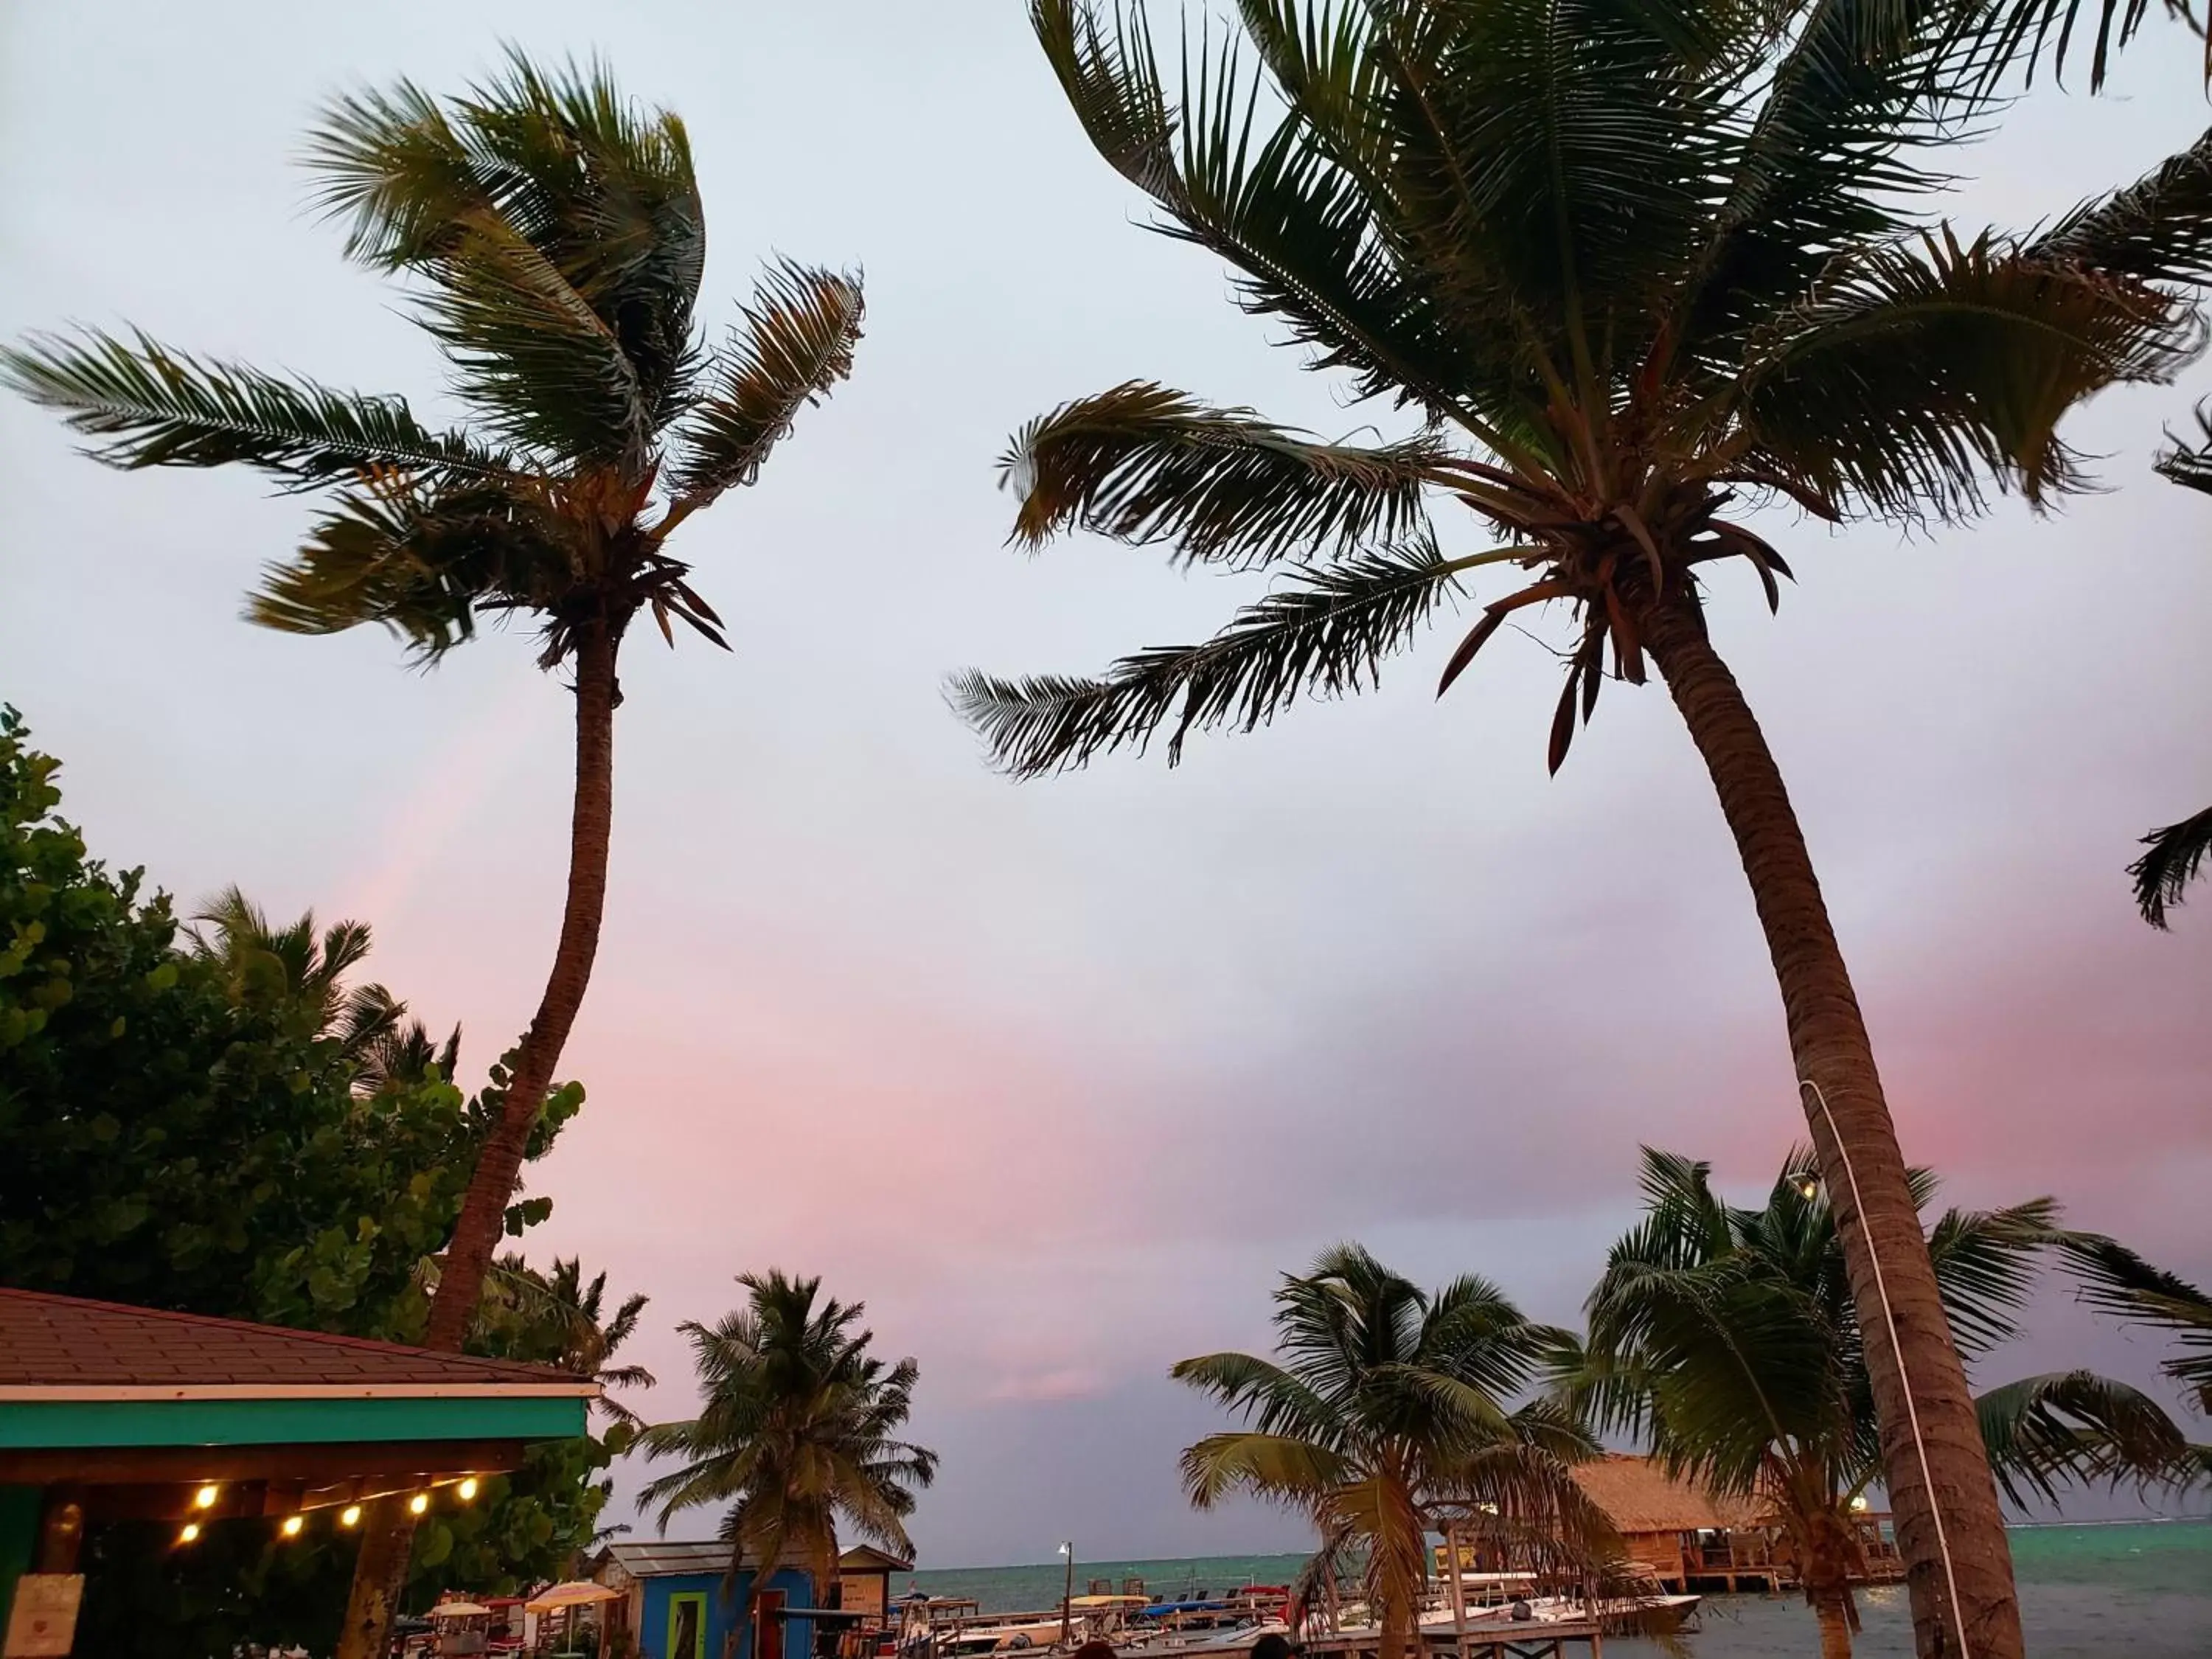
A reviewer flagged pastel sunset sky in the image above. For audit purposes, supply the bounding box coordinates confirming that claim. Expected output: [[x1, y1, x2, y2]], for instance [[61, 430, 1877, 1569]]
[[4, 1, 2209, 1570]]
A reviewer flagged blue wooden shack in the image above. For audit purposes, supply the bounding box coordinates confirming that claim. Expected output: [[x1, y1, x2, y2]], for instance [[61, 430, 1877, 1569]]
[[594, 1541, 817, 1659]]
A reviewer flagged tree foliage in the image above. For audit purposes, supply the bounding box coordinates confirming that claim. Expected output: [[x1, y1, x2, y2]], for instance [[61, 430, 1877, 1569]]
[[0, 709, 625, 1652]]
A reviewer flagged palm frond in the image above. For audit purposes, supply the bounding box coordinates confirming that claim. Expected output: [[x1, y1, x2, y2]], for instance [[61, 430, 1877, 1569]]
[[1733, 228, 2199, 519], [2056, 1233, 2212, 1413], [668, 260, 864, 509], [1180, 1430, 1353, 1509], [1003, 380, 1447, 566], [0, 327, 512, 487], [416, 207, 656, 471], [1950, 0, 2196, 97], [1976, 1369, 2194, 1506], [2028, 126, 2212, 288], [1030, 1, 1496, 426], [1682, 0, 1993, 361], [1925, 1197, 2061, 1360], [949, 535, 1461, 776], [2128, 801, 2212, 928]]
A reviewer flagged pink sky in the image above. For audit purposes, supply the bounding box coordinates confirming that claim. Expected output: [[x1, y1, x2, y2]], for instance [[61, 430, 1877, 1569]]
[[4, 0, 2209, 1567]]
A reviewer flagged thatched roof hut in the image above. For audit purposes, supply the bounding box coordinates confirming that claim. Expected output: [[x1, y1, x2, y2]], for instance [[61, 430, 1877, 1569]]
[[1565, 1455, 1777, 1589], [1568, 1453, 1763, 1534]]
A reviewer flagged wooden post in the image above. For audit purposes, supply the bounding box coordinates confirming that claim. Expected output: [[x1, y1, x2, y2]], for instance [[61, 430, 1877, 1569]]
[[1442, 1523, 1468, 1659]]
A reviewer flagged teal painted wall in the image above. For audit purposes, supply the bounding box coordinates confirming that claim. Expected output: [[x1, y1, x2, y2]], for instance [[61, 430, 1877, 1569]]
[[0, 1394, 585, 1448], [0, 1485, 41, 1633]]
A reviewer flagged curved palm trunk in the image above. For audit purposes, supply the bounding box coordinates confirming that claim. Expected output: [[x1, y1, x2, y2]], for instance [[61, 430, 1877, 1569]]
[[1640, 596, 2020, 1659], [335, 622, 622, 1659]]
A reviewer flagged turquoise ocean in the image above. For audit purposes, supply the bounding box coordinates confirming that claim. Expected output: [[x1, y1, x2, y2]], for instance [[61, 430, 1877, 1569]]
[[892, 1521, 2211, 1658]]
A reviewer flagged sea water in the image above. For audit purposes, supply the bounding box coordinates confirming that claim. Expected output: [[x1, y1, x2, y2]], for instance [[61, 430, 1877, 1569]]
[[891, 1521, 2212, 1658]]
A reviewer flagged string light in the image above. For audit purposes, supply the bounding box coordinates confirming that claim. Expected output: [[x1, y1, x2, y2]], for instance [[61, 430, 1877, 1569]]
[[193, 1484, 220, 1510], [340, 1505, 362, 1528], [408, 1492, 430, 1517], [281, 1515, 305, 1539], [457, 1478, 479, 1502], [178, 1523, 201, 1545]]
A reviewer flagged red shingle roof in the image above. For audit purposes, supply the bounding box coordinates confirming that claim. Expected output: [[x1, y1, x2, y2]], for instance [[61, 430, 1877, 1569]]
[[0, 1286, 596, 1396]]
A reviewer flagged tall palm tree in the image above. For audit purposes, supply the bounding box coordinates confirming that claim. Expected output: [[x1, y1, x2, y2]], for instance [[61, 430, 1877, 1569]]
[[1572, 1149, 2193, 1659], [1172, 1245, 1610, 1659], [4, 56, 865, 1657], [949, 8, 2212, 1652], [638, 1271, 937, 1627]]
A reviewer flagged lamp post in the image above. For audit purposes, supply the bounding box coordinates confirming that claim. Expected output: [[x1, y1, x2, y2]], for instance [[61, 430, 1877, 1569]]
[[1059, 1542, 1074, 1646]]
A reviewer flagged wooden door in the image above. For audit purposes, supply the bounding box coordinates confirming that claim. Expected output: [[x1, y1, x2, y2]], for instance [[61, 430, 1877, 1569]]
[[754, 1587, 787, 1659]]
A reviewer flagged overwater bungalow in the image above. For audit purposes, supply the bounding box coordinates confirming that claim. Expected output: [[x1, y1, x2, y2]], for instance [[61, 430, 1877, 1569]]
[[1564, 1454, 1902, 1592]]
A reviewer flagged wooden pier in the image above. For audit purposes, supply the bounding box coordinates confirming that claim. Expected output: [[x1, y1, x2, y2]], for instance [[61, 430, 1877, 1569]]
[[1301, 1622, 1607, 1659]]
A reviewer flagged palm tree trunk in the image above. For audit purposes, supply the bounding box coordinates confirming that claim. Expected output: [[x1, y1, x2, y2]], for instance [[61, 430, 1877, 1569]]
[[1812, 1584, 1857, 1659], [1640, 594, 2021, 1659], [333, 621, 623, 1659]]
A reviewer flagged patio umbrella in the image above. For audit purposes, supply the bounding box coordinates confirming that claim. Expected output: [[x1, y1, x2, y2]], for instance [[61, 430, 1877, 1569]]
[[433, 1604, 493, 1618], [526, 1582, 622, 1613]]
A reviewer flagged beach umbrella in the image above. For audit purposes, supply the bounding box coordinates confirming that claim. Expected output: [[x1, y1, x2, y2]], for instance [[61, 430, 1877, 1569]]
[[527, 1582, 622, 1613]]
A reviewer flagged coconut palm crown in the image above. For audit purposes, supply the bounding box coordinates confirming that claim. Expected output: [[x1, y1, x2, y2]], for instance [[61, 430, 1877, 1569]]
[[1172, 1245, 1610, 1659]]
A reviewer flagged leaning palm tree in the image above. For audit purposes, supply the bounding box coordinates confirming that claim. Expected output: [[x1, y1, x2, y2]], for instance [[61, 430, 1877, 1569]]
[[1572, 1149, 2193, 1659], [950, 8, 2212, 1652], [1173, 1245, 1613, 1659], [638, 1271, 937, 1623], [3, 55, 864, 1656]]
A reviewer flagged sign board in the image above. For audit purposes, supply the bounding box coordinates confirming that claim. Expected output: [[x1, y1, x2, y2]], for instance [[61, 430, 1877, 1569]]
[[4, 1573, 83, 1658], [841, 1573, 886, 1624]]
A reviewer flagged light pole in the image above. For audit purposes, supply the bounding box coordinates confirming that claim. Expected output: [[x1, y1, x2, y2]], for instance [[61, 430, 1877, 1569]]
[[1059, 1542, 1074, 1646]]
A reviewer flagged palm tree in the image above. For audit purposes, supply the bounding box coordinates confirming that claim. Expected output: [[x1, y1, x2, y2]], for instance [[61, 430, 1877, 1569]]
[[1172, 1245, 1611, 1659], [483, 1253, 657, 1429], [947, 9, 2212, 1652], [189, 886, 461, 1091], [637, 1271, 937, 1628], [4, 56, 864, 1658], [1572, 1149, 2193, 1659]]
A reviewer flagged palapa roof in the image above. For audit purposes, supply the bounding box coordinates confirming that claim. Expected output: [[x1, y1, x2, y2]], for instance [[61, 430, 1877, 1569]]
[[1568, 1454, 1764, 1534], [0, 1286, 595, 1399]]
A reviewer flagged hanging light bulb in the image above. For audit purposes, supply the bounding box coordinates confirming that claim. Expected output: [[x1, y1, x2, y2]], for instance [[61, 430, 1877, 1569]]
[[408, 1492, 430, 1517], [193, 1484, 220, 1510], [178, 1523, 202, 1545], [340, 1505, 363, 1528], [280, 1515, 305, 1539], [457, 1477, 479, 1502]]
